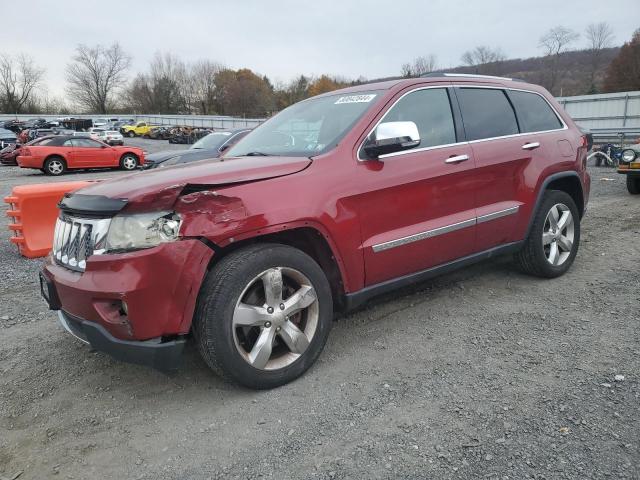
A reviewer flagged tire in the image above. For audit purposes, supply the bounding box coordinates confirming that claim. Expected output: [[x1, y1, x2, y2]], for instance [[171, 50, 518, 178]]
[[627, 176, 640, 195], [119, 153, 138, 171], [193, 244, 333, 389], [515, 190, 580, 278], [43, 156, 66, 176], [127, 131, 135, 138]]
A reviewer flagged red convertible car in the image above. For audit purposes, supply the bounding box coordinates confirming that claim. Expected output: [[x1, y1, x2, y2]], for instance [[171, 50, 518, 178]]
[[17, 135, 145, 175]]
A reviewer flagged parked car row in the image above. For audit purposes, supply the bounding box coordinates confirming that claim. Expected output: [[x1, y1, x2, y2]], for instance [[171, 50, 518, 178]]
[[2, 127, 250, 173], [120, 122, 216, 145]]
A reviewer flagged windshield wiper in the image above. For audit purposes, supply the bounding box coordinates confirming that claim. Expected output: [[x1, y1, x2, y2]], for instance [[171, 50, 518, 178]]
[[244, 151, 271, 156]]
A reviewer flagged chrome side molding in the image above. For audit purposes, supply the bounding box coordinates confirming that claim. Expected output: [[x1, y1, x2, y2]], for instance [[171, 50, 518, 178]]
[[372, 206, 520, 253]]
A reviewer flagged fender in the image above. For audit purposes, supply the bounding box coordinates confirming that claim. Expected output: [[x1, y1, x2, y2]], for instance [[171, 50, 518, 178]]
[[524, 170, 583, 239], [196, 219, 359, 294]]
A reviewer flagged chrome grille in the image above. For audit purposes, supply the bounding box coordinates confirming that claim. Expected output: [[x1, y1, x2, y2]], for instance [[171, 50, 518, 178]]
[[52, 216, 111, 272]]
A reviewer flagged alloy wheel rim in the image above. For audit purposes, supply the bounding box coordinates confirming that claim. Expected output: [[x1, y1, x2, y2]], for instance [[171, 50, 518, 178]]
[[49, 161, 63, 174], [543, 203, 574, 266], [232, 267, 319, 371], [123, 157, 136, 169]]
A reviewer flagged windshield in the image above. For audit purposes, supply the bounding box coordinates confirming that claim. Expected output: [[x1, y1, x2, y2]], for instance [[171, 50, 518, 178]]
[[226, 90, 382, 157], [191, 132, 233, 150]]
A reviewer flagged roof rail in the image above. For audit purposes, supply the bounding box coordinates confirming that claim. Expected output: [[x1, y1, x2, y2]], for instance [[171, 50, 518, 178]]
[[420, 72, 516, 81]]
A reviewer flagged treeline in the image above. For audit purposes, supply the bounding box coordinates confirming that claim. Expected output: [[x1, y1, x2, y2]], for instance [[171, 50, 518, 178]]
[[402, 24, 640, 97], [124, 53, 356, 117], [0, 24, 638, 116]]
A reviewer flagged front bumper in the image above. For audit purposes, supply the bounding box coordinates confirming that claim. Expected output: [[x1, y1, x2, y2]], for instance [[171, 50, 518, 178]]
[[41, 239, 214, 342], [57, 310, 186, 371], [617, 165, 640, 176]]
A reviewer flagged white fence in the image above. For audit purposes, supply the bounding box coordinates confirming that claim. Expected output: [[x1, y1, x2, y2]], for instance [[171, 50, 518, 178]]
[[557, 91, 640, 143]]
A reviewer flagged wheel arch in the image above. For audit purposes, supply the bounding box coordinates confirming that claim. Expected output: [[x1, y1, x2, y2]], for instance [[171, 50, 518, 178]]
[[120, 151, 139, 161], [202, 225, 349, 311], [526, 171, 584, 238], [44, 153, 67, 164]]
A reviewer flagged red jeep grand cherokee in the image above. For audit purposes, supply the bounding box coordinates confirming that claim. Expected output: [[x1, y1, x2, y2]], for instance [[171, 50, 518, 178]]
[[40, 74, 590, 388]]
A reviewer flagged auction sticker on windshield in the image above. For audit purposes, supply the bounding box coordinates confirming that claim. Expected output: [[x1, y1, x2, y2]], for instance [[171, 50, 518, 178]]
[[334, 94, 377, 104]]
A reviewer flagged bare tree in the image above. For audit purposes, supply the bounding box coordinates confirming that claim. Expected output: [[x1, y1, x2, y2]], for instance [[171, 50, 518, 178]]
[[461, 46, 506, 73], [0, 53, 44, 114], [190, 60, 224, 114], [66, 43, 131, 113], [585, 22, 615, 92], [401, 54, 438, 77], [539, 26, 580, 94]]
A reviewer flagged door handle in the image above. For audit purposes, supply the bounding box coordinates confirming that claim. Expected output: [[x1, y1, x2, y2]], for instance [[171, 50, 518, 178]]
[[445, 154, 469, 164], [522, 142, 540, 150]]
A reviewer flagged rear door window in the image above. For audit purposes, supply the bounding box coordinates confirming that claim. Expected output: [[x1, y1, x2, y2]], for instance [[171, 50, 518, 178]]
[[508, 90, 563, 133], [377, 88, 457, 151], [456, 88, 518, 141]]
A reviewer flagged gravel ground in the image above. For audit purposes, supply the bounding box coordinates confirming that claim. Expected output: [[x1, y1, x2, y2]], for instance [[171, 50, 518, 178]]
[[0, 147, 638, 479]]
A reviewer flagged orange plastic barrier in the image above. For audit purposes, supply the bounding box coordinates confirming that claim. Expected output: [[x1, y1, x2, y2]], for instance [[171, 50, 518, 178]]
[[4, 181, 93, 258]]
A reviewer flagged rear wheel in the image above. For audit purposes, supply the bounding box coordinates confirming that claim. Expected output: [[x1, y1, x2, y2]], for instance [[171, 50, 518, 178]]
[[627, 176, 640, 195], [193, 244, 333, 389], [119, 154, 138, 170], [43, 156, 66, 176], [515, 190, 580, 278]]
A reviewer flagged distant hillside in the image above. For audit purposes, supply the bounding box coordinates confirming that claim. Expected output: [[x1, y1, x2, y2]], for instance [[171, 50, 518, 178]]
[[435, 47, 620, 96]]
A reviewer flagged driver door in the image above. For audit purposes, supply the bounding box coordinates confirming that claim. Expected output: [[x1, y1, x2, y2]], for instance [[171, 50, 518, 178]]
[[70, 138, 112, 167], [354, 87, 477, 286]]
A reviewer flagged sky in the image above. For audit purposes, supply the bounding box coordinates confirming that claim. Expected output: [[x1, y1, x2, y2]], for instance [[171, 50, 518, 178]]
[[1, 0, 638, 100]]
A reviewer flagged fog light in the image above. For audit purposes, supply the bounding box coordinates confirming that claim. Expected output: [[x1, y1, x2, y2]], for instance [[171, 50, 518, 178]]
[[120, 301, 128, 316]]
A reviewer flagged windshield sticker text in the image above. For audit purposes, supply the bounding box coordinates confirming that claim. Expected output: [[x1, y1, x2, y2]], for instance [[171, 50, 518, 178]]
[[334, 94, 377, 104]]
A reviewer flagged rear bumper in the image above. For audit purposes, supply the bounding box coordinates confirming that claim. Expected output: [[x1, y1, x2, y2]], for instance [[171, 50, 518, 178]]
[[57, 310, 186, 371]]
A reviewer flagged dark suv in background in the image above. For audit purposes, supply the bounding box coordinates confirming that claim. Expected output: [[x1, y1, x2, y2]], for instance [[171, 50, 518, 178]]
[[41, 73, 590, 388]]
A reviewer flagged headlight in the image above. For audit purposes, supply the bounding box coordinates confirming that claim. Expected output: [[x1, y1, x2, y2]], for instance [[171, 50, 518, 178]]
[[105, 211, 182, 252], [621, 149, 637, 163]]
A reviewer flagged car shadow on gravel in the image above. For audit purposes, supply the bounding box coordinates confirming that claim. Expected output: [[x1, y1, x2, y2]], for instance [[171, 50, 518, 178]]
[[67, 254, 526, 386]]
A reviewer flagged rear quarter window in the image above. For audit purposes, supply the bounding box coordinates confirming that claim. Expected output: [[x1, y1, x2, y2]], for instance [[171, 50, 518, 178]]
[[456, 88, 518, 141], [508, 90, 563, 132]]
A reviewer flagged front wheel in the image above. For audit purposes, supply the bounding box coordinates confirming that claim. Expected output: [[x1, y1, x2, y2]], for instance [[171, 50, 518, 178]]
[[515, 190, 580, 278], [193, 244, 333, 389], [127, 131, 135, 138], [119, 154, 138, 170], [627, 176, 640, 195]]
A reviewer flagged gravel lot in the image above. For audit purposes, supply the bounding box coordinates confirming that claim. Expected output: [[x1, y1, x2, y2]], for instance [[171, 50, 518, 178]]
[[0, 143, 638, 480]]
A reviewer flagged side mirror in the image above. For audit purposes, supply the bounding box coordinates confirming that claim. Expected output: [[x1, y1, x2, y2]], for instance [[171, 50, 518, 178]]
[[363, 121, 420, 159]]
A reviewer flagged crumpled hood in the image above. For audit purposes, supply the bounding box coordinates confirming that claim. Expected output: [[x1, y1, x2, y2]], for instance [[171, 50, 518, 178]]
[[71, 156, 312, 212]]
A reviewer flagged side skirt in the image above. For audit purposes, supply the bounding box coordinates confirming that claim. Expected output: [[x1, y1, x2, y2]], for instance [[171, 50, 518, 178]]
[[343, 241, 523, 312]]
